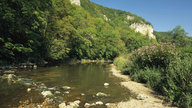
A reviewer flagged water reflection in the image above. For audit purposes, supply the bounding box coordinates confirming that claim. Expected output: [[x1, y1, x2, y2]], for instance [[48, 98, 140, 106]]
[[1, 62, 132, 107]]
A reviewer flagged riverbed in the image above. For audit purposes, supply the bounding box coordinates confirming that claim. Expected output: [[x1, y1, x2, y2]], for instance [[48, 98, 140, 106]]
[[0, 62, 133, 107]]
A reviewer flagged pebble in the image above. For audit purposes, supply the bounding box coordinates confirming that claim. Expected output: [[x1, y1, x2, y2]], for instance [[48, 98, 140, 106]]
[[104, 83, 109, 86], [27, 88, 31, 92]]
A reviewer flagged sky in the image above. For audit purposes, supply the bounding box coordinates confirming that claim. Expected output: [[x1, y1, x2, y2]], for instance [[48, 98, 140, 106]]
[[89, 0, 192, 36]]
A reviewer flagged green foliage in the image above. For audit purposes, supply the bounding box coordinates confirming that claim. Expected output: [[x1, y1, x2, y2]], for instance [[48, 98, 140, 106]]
[[130, 42, 180, 70], [114, 42, 192, 107], [1, 0, 154, 63], [155, 25, 192, 47], [164, 58, 192, 107], [132, 67, 162, 88]]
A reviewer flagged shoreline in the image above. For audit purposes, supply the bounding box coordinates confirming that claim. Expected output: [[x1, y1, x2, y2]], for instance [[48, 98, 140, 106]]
[[108, 64, 177, 108]]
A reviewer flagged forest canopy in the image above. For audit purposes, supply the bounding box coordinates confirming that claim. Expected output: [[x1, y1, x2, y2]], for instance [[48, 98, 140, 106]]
[[0, 0, 154, 64]]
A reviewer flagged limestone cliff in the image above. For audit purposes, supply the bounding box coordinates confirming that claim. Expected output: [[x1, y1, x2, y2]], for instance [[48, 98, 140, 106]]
[[127, 15, 156, 39], [70, 0, 80, 6], [130, 23, 156, 39]]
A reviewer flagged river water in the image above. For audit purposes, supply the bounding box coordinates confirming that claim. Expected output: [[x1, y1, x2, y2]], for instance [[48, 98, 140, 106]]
[[0, 62, 132, 107]]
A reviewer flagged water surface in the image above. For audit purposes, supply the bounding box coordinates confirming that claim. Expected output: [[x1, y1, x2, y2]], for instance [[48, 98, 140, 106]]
[[0, 62, 132, 107]]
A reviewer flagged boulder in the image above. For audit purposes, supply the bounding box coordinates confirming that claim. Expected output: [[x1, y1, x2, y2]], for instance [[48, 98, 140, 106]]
[[41, 91, 54, 98]]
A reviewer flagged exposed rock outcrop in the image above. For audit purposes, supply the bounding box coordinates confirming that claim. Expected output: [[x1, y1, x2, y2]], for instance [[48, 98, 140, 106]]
[[104, 15, 111, 21], [126, 15, 156, 39], [127, 15, 135, 20], [70, 0, 80, 6], [130, 23, 156, 39]]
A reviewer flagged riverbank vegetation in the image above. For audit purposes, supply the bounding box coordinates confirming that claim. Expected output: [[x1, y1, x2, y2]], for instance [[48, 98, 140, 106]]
[[114, 26, 192, 107], [0, 0, 152, 65]]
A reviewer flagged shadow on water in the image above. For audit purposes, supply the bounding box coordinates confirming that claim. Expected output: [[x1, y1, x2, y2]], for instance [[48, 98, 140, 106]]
[[0, 62, 132, 107]]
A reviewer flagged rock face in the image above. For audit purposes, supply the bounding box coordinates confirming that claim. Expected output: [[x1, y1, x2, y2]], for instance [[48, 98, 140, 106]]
[[126, 15, 156, 39], [127, 15, 135, 20], [70, 0, 80, 6], [130, 23, 156, 39]]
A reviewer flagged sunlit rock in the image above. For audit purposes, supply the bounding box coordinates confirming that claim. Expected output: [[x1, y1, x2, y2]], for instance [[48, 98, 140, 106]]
[[70, 0, 80, 6], [62, 86, 71, 90], [130, 23, 156, 39], [95, 101, 103, 105], [41, 91, 53, 98], [84, 103, 91, 107], [27, 88, 31, 92], [59, 102, 66, 108], [104, 83, 109, 86], [96, 92, 108, 97]]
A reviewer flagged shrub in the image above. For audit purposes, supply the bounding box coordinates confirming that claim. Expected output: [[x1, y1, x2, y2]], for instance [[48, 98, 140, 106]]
[[113, 54, 132, 70], [131, 42, 181, 69], [164, 58, 192, 107], [132, 67, 162, 89]]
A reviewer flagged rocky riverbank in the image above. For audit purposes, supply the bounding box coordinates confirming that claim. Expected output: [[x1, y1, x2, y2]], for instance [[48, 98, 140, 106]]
[[108, 64, 177, 108]]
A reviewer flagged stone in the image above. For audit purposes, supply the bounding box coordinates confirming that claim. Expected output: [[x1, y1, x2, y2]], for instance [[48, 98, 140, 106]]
[[96, 92, 108, 97], [104, 83, 109, 86], [33, 65, 37, 68], [84, 103, 91, 107], [24, 83, 32, 86], [54, 91, 61, 94], [91, 103, 96, 106], [41, 91, 53, 98], [81, 93, 85, 96], [64, 91, 70, 94], [95, 101, 103, 105], [105, 103, 111, 106], [73, 100, 81, 105], [4, 70, 15, 74], [62, 86, 70, 90], [27, 88, 31, 92], [136, 94, 149, 100], [69, 102, 79, 107], [43, 98, 53, 105], [59, 102, 66, 108]]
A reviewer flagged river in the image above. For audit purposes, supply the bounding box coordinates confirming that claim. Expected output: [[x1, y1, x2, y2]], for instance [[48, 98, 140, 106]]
[[0, 62, 132, 107]]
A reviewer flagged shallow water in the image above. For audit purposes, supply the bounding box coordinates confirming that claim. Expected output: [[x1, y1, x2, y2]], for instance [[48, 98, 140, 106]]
[[0, 62, 132, 107]]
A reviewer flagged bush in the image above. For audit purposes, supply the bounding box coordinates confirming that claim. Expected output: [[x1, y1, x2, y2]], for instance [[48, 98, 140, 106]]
[[132, 67, 162, 89], [164, 58, 192, 107], [131, 42, 181, 69], [113, 54, 132, 70], [114, 42, 192, 107]]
